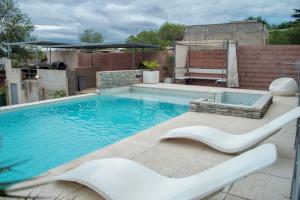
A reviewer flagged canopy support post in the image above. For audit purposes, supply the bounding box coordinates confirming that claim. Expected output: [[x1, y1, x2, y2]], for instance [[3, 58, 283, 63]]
[[35, 43, 38, 69], [132, 48, 135, 69]]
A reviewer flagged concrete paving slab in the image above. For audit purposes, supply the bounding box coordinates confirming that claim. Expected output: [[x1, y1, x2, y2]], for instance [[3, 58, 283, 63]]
[[225, 195, 248, 200], [229, 172, 292, 200], [261, 156, 294, 179], [208, 192, 227, 200], [48, 140, 149, 176], [62, 186, 105, 200]]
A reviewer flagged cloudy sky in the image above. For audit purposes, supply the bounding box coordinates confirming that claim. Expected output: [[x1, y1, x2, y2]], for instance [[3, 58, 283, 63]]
[[18, 0, 299, 43]]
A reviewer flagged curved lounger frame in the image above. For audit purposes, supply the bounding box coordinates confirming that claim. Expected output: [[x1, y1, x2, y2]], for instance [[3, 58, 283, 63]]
[[55, 144, 277, 200], [160, 107, 300, 153]]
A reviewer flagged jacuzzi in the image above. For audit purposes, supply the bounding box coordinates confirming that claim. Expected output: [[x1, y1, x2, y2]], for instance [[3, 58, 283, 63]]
[[190, 92, 272, 119]]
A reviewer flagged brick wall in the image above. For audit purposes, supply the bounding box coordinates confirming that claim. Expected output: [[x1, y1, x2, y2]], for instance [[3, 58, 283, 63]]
[[188, 49, 227, 80], [238, 45, 300, 90], [78, 51, 168, 68], [184, 46, 300, 90], [189, 49, 226, 68], [78, 52, 133, 70], [78, 51, 168, 80], [70, 46, 300, 91]]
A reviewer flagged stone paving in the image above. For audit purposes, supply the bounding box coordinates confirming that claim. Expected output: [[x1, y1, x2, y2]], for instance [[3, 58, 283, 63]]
[[4, 84, 297, 200]]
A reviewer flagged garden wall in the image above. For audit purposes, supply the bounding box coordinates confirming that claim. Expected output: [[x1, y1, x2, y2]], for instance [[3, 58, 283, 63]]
[[51, 46, 300, 91], [184, 45, 300, 90], [238, 45, 300, 90], [78, 51, 168, 80]]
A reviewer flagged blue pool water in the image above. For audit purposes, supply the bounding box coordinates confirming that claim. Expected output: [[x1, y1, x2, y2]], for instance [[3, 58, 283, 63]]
[[0, 95, 187, 182]]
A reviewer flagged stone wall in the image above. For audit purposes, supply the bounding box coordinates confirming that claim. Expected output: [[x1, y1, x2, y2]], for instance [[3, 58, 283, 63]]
[[97, 70, 142, 89], [184, 21, 268, 45], [189, 95, 272, 119]]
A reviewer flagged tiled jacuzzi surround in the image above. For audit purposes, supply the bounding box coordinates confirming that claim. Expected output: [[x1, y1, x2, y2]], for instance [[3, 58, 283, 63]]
[[101, 85, 273, 119], [190, 92, 273, 119]]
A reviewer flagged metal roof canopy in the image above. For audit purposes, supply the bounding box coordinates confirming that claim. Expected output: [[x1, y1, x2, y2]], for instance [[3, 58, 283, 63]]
[[50, 43, 159, 49], [3, 40, 70, 46]]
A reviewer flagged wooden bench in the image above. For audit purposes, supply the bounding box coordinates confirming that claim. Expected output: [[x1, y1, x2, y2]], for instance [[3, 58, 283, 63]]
[[175, 67, 227, 84]]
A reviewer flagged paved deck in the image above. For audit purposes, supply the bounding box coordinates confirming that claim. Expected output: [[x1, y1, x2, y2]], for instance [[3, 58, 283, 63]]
[[5, 84, 297, 200]]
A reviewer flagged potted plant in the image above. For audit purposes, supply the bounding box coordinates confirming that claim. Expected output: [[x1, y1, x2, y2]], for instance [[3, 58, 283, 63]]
[[142, 60, 160, 84], [163, 55, 174, 83]]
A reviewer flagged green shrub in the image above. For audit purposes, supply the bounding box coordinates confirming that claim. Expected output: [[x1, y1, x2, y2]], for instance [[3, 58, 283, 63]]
[[163, 55, 174, 77], [142, 60, 160, 71], [0, 87, 5, 96], [0, 87, 6, 106], [53, 90, 66, 98]]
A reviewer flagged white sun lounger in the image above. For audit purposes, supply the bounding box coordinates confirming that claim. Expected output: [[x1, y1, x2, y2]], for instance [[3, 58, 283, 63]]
[[55, 144, 277, 200], [160, 107, 300, 153]]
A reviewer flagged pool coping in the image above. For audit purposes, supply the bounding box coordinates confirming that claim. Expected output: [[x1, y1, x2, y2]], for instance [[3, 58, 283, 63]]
[[133, 83, 271, 95], [0, 93, 97, 112]]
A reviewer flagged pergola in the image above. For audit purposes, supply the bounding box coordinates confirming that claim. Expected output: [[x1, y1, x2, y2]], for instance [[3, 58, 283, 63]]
[[3, 41, 159, 69]]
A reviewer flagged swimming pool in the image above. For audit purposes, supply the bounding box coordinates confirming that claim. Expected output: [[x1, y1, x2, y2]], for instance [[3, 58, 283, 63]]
[[0, 95, 187, 182]]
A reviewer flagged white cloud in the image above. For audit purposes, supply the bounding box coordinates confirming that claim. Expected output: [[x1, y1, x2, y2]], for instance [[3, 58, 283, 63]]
[[18, 0, 299, 43]]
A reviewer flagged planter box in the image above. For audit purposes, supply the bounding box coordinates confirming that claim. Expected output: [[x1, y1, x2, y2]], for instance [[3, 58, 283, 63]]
[[143, 70, 160, 84]]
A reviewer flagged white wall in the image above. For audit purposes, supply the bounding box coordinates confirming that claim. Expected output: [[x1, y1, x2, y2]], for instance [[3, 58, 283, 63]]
[[5, 59, 69, 105], [5, 59, 23, 104], [37, 69, 68, 99]]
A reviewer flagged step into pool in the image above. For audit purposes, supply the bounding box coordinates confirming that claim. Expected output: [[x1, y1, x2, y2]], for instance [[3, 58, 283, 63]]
[[0, 95, 187, 182]]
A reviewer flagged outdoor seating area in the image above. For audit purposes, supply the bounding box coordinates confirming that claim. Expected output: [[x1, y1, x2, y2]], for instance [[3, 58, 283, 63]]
[[174, 41, 231, 86]]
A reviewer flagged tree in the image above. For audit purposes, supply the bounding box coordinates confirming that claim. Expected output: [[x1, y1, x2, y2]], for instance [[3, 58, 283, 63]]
[[269, 29, 291, 44], [158, 22, 185, 43], [245, 16, 271, 29], [0, 0, 35, 58], [126, 21, 185, 51], [79, 28, 104, 43], [269, 22, 300, 45], [288, 22, 300, 44], [126, 30, 168, 51], [292, 7, 300, 21], [269, 6, 300, 45], [271, 21, 295, 29]]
